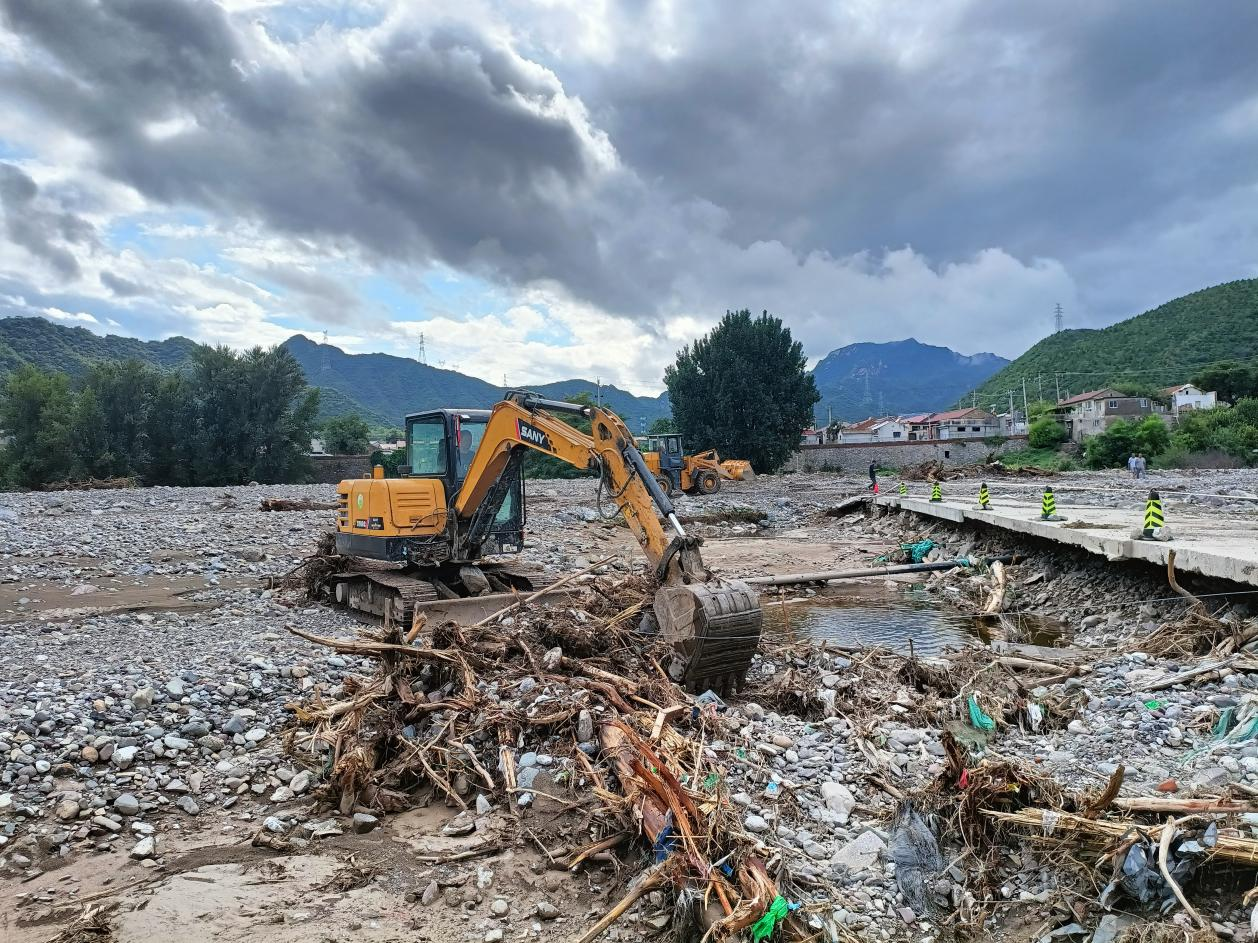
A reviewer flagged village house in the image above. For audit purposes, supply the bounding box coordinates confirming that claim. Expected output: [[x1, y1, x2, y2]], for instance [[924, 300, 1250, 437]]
[[1162, 383, 1218, 418], [927, 408, 1001, 440], [1055, 388, 1170, 443]]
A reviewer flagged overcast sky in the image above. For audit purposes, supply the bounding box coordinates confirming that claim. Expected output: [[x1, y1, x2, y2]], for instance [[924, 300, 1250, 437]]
[[0, 0, 1255, 394]]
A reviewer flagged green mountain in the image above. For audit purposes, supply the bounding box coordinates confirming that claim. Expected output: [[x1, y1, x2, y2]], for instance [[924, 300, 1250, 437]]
[[810, 339, 1007, 421], [0, 318, 672, 430], [967, 279, 1258, 405], [0, 316, 201, 376], [280, 335, 671, 428]]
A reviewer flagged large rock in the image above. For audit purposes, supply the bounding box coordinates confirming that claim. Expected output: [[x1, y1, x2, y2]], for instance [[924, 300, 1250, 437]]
[[831, 830, 886, 873], [820, 782, 856, 824], [113, 793, 141, 816]]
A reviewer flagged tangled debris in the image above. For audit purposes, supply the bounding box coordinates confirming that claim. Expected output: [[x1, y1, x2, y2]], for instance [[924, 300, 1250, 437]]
[[898, 460, 1058, 482], [283, 574, 808, 941], [259, 497, 339, 511], [39, 475, 138, 491]]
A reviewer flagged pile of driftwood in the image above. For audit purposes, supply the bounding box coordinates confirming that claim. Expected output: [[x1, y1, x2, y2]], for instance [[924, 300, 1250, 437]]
[[260, 497, 339, 511], [284, 573, 805, 942], [40, 476, 138, 491]]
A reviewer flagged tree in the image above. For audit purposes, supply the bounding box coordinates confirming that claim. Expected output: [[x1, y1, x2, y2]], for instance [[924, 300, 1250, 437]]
[[0, 345, 319, 488], [323, 413, 371, 453], [664, 310, 818, 473], [648, 417, 678, 435], [1192, 360, 1258, 404], [1027, 417, 1067, 450], [0, 366, 81, 487]]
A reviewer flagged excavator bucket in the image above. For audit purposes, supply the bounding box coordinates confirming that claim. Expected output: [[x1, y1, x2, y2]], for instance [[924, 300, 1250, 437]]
[[653, 579, 762, 695]]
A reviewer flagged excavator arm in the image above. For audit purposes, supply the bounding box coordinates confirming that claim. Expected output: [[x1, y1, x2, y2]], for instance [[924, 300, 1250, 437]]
[[453, 391, 761, 693], [452, 392, 703, 582]]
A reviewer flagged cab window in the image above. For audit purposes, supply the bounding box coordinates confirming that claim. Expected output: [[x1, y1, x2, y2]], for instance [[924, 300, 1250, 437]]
[[667, 436, 681, 454], [454, 417, 487, 479], [408, 418, 447, 476]]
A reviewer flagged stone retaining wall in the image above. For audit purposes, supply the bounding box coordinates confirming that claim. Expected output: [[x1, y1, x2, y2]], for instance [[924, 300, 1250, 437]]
[[785, 436, 1027, 472], [306, 453, 374, 484]]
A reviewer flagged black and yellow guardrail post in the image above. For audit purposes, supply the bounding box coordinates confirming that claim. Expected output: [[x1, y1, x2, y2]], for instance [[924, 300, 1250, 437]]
[[978, 482, 990, 510], [1040, 487, 1063, 521], [898, 481, 907, 497], [1142, 489, 1165, 539], [930, 482, 942, 502]]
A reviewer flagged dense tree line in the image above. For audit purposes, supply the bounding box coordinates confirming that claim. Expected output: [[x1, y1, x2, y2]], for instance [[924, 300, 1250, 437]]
[[0, 347, 319, 488]]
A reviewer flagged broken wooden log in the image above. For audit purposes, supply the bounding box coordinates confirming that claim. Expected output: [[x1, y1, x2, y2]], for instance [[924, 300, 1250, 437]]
[[985, 807, 1258, 866], [259, 497, 338, 511], [745, 553, 1015, 587]]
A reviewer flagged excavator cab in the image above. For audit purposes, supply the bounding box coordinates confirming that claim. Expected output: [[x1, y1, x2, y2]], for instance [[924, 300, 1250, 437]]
[[400, 409, 525, 555], [335, 409, 524, 564]]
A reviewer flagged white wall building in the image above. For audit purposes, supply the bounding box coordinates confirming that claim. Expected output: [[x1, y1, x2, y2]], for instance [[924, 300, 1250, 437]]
[[1163, 384, 1217, 418]]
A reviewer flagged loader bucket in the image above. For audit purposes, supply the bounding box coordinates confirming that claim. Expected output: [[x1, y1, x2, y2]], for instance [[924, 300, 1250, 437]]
[[653, 579, 762, 694], [719, 460, 754, 481]]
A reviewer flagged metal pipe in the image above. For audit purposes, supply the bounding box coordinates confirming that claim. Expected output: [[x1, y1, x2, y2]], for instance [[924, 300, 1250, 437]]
[[745, 553, 1016, 587]]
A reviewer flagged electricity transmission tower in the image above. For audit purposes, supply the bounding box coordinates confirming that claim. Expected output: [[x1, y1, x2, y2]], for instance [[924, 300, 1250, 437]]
[[418, 333, 427, 365], [1054, 303, 1064, 333]]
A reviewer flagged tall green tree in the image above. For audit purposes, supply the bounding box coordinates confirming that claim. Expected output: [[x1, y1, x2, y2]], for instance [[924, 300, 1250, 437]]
[[1192, 360, 1258, 404], [664, 309, 818, 473], [323, 413, 372, 453], [647, 417, 678, 435], [0, 366, 81, 487]]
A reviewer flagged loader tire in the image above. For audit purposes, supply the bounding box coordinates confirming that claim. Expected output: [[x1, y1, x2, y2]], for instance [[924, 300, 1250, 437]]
[[655, 474, 675, 497], [696, 470, 720, 495]]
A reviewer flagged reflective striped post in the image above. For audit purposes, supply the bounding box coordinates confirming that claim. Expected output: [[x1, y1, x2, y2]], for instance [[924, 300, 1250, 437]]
[[1040, 487, 1059, 520], [898, 481, 908, 496], [930, 482, 942, 502], [1143, 490, 1164, 538], [978, 482, 991, 510]]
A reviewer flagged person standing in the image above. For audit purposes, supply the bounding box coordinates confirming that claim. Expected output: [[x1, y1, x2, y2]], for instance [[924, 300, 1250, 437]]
[[1137, 454, 1147, 479], [1127, 454, 1138, 478], [868, 461, 878, 493]]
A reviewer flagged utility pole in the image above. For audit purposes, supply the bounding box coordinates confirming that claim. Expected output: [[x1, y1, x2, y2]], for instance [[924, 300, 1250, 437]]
[[1054, 303, 1064, 333], [596, 377, 602, 408], [1022, 378, 1029, 427], [1037, 376, 1044, 403], [1054, 373, 1062, 403], [1008, 391, 1015, 419], [320, 331, 330, 373], [418, 333, 427, 365]]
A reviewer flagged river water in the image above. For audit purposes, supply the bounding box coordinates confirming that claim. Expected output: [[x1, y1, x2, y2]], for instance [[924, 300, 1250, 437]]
[[760, 584, 1062, 657]]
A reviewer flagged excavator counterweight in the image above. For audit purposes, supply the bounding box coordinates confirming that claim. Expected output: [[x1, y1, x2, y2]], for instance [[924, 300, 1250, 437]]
[[320, 392, 762, 693]]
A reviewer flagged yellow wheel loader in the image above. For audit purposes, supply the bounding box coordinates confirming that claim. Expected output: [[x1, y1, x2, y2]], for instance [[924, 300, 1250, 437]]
[[327, 391, 762, 693], [637, 434, 754, 496]]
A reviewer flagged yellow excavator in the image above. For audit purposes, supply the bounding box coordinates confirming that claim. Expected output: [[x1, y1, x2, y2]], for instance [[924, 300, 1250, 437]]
[[328, 391, 762, 693]]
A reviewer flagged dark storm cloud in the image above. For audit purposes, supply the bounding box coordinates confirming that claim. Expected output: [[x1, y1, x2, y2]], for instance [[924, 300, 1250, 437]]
[[579, 1, 1258, 320], [1, 0, 1255, 346], [242, 262, 366, 328], [0, 162, 96, 279], [100, 271, 144, 297], [0, 0, 624, 304]]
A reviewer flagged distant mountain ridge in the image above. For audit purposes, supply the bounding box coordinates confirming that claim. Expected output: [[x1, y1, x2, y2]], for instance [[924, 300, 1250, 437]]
[[810, 338, 1008, 421], [280, 335, 671, 428], [0, 316, 200, 377], [0, 318, 671, 430], [965, 279, 1258, 406]]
